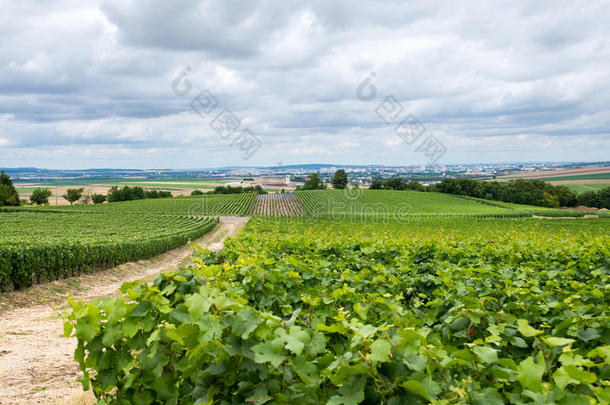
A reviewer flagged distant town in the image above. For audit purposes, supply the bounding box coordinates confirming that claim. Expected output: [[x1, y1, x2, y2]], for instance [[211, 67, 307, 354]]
[[3, 161, 609, 187]]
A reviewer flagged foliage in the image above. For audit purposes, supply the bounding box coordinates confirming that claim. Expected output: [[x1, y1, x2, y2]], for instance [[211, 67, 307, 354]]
[[92, 193, 107, 204], [106, 185, 173, 202], [300, 173, 326, 190], [63, 188, 84, 205], [0, 170, 20, 206], [578, 187, 610, 209], [191, 190, 205, 196], [331, 170, 348, 189], [30, 188, 53, 205], [65, 216, 610, 404], [210, 185, 266, 194], [0, 213, 217, 291], [433, 179, 578, 208]]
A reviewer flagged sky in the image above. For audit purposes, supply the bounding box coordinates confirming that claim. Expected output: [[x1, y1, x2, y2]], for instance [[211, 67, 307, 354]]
[[0, 0, 609, 169]]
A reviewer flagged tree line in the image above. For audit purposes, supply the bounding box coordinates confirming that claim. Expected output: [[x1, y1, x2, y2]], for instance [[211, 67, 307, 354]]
[[371, 176, 610, 209], [0, 175, 176, 206], [296, 170, 610, 210]]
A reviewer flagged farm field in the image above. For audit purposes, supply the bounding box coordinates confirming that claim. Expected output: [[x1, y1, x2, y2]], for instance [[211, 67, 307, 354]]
[[531, 173, 610, 182], [497, 166, 610, 180], [548, 182, 610, 194], [297, 189, 537, 217], [25, 193, 257, 216], [66, 215, 610, 404], [117, 182, 217, 189], [250, 193, 308, 216], [0, 212, 217, 291]]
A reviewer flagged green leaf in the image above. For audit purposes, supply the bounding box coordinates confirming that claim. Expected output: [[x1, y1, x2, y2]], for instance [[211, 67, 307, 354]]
[[327, 377, 365, 405], [246, 386, 272, 405], [471, 387, 504, 405], [63, 320, 74, 337], [517, 352, 546, 392], [517, 319, 542, 338], [473, 346, 498, 364], [252, 341, 285, 368], [75, 318, 100, 342], [185, 291, 212, 318], [553, 365, 596, 389], [544, 337, 575, 347], [370, 339, 392, 362], [285, 326, 310, 355], [102, 324, 122, 347], [121, 319, 139, 338], [231, 308, 261, 339], [401, 380, 430, 401], [105, 299, 126, 324], [577, 328, 601, 342]]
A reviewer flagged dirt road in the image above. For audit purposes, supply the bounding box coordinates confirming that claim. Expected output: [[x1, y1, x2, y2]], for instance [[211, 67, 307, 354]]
[[0, 219, 247, 404]]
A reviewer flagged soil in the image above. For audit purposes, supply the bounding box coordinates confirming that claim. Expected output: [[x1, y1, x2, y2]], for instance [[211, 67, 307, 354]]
[[0, 219, 247, 405]]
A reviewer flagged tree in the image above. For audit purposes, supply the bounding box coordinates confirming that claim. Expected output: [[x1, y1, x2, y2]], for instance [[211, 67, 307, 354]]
[[384, 177, 406, 190], [30, 188, 52, 205], [91, 194, 106, 204], [331, 170, 348, 189], [303, 173, 326, 190], [63, 188, 84, 205], [0, 170, 20, 206], [191, 190, 204, 196], [81, 193, 91, 204], [369, 179, 384, 190]]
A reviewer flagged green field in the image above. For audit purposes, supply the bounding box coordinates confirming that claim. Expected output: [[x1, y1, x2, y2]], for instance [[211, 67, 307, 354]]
[[67, 214, 610, 403], [561, 183, 609, 193], [0, 212, 217, 290], [296, 190, 512, 217], [27, 193, 257, 216], [116, 182, 217, 189], [528, 172, 610, 181], [293, 189, 606, 218]]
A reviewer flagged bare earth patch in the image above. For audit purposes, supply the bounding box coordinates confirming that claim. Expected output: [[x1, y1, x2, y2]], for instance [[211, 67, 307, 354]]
[[0, 219, 247, 405]]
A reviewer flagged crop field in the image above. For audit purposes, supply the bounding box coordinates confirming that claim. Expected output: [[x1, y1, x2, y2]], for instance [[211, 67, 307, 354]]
[[526, 172, 610, 182], [66, 215, 610, 403], [0, 212, 217, 291], [29, 193, 257, 216], [250, 193, 307, 216], [115, 182, 217, 189], [296, 189, 529, 217], [555, 183, 610, 194]]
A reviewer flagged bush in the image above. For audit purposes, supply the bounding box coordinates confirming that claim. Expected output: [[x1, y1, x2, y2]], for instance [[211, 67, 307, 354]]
[[0, 170, 20, 206], [91, 194, 107, 204], [62, 188, 84, 205], [30, 188, 52, 205]]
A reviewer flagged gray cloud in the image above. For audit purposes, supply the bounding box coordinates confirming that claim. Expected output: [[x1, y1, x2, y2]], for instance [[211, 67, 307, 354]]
[[0, 0, 609, 168]]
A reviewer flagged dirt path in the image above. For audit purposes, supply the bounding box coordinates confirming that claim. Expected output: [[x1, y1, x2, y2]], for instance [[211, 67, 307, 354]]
[[0, 218, 248, 405]]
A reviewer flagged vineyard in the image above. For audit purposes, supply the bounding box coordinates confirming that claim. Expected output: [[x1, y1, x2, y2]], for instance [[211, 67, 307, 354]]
[[65, 215, 610, 404], [294, 190, 608, 219], [0, 212, 217, 291], [296, 190, 515, 218], [250, 193, 308, 216], [21, 193, 257, 216]]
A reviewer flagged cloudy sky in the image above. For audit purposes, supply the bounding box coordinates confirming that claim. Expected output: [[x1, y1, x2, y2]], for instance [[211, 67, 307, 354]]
[[1, 0, 609, 169]]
